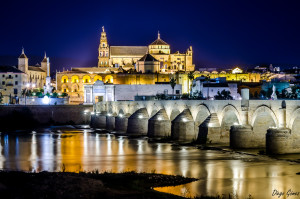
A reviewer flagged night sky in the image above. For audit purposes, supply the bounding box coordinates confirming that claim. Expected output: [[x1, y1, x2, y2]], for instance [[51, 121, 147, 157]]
[[1, 0, 300, 73]]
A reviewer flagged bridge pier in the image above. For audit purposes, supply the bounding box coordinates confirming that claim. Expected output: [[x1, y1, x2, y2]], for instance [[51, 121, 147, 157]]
[[127, 108, 149, 135], [171, 109, 195, 142], [266, 104, 300, 154], [198, 113, 221, 144], [106, 113, 116, 131], [266, 127, 295, 154], [230, 88, 256, 148], [230, 124, 255, 148], [115, 113, 129, 133], [148, 109, 171, 138], [91, 111, 107, 129]]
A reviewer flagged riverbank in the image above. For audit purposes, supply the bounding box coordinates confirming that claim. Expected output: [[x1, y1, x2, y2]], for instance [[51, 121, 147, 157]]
[[0, 171, 197, 199]]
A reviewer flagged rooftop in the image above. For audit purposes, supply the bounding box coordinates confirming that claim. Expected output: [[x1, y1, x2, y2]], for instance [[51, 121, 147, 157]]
[[0, 66, 24, 73], [28, 66, 45, 72], [150, 32, 169, 45], [139, 54, 158, 62], [110, 46, 148, 56]]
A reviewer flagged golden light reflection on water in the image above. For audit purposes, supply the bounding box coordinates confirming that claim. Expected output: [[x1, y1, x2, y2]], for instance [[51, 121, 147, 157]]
[[1, 129, 300, 198]]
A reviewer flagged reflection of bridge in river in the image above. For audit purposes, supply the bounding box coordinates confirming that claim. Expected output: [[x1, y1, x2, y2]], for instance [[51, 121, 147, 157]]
[[92, 98, 300, 154]]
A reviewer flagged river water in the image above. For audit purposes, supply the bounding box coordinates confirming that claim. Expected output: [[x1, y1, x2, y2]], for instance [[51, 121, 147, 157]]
[[1, 127, 300, 198]]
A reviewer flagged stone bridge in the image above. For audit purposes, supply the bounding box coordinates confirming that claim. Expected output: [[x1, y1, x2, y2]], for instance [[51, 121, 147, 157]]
[[91, 98, 300, 154]]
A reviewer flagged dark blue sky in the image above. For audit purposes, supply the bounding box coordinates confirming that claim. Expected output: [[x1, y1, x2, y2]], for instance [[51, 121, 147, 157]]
[[1, 0, 300, 72]]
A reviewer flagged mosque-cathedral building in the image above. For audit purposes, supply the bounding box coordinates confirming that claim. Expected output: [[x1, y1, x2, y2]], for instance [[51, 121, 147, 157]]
[[56, 27, 260, 103]]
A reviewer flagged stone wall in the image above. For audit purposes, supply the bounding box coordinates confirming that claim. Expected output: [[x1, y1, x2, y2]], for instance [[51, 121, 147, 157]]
[[0, 105, 93, 129]]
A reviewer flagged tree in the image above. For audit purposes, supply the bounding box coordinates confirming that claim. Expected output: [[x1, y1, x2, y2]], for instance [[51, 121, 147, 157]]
[[61, 92, 68, 97], [259, 90, 267, 99], [187, 71, 195, 96], [214, 90, 233, 100], [169, 77, 176, 94], [51, 92, 58, 98]]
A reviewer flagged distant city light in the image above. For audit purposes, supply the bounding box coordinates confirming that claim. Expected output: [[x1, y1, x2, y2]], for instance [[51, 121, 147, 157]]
[[42, 96, 50, 104]]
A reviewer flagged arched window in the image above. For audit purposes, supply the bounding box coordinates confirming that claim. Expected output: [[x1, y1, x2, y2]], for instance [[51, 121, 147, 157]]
[[105, 75, 113, 83], [82, 75, 91, 83], [71, 75, 79, 83], [61, 76, 68, 83], [93, 75, 102, 82]]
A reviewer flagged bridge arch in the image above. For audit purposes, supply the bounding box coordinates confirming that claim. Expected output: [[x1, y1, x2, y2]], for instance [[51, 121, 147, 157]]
[[288, 108, 300, 135], [251, 105, 278, 127], [220, 104, 241, 136], [251, 105, 278, 144], [170, 108, 181, 121], [194, 104, 211, 127]]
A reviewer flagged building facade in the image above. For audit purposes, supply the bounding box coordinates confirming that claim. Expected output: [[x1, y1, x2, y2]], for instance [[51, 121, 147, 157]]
[[84, 80, 182, 103], [18, 49, 49, 89], [0, 66, 27, 103], [0, 49, 50, 104], [97, 27, 195, 73], [56, 27, 261, 104]]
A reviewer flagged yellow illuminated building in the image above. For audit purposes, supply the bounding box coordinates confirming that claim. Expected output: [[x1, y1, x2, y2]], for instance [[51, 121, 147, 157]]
[[98, 27, 194, 72], [56, 69, 260, 103], [55, 27, 261, 103]]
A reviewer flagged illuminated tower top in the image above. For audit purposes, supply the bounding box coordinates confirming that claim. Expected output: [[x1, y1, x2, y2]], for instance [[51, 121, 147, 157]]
[[98, 26, 110, 67]]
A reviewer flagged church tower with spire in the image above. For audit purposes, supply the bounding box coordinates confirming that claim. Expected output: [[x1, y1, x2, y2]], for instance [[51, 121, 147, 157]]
[[98, 26, 110, 67], [18, 48, 28, 74], [41, 52, 50, 76]]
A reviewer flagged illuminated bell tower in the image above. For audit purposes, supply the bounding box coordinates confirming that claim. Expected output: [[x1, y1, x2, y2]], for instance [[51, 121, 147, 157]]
[[98, 26, 110, 67]]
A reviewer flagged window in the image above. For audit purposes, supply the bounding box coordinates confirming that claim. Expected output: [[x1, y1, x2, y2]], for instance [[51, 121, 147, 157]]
[[14, 89, 18, 95], [2, 81, 4, 85], [64, 89, 66, 92], [176, 90, 180, 94], [15, 81, 18, 85], [64, 79, 67, 83], [9, 75, 11, 78], [2, 75, 4, 77], [15, 75, 18, 77]]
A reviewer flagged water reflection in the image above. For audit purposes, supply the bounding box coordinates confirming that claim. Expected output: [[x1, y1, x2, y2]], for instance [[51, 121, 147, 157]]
[[0, 129, 300, 198]]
